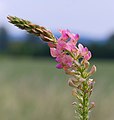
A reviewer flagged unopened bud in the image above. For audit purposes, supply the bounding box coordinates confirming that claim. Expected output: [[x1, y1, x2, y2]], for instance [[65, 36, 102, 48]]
[[84, 60, 90, 69], [89, 65, 96, 76], [87, 79, 95, 86], [68, 77, 79, 85], [74, 60, 80, 68], [77, 84, 82, 90], [79, 78, 86, 82], [89, 102, 95, 111], [72, 88, 77, 96], [72, 102, 77, 105], [89, 89, 93, 97], [68, 79, 76, 87], [79, 103, 83, 108], [65, 69, 75, 75]]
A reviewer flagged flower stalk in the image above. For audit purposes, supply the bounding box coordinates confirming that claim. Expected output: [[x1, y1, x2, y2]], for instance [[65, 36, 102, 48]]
[[7, 16, 96, 120], [82, 81, 89, 120]]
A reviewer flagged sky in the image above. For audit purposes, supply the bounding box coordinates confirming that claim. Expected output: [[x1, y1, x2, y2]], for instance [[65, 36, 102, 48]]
[[0, 0, 114, 39]]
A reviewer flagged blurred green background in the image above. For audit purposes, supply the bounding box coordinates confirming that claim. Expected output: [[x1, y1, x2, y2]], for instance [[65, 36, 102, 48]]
[[0, 57, 113, 120], [0, 0, 114, 120]]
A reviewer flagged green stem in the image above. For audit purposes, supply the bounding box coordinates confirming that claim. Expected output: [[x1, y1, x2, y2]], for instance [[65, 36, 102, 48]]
[[82, 81, 89, 120]]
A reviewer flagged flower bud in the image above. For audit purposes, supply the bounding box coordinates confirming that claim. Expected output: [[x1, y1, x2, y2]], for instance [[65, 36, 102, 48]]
[[89, 102, 95, 111], [72, 88, 77, 96], [79, 78, 86, 82], [89, 65, 96, 76], [74, 60, 80, 68], [68, 79, 76, 87], [79, 103, 83, 108], [72, 102, 77, 105], [65, 69, 75, 75], [69, 77, 79, 85], [84, 60, 90, 69], [87, 79, 94, 86], [89, 89, 93, 97]]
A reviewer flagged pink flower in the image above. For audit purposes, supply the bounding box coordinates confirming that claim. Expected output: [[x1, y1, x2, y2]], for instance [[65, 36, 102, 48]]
[[59, 29, 79, 43], [49, 29, 92, 70], [65, 41, 77, 52], [67, 32, 79, 42], [56, 54, 73, 70], [55, 55, 73, 70], [84, 51, 91, 60], [78, 44, 87, 55], [78, 44, 92, 60], [59, 29, 69, 41], [57, 40, 67, 51], [62, 55, 73, 67]]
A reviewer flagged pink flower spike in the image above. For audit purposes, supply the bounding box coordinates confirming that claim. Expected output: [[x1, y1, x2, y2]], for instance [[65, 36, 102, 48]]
[[50, 48, 57, 57], [56, 63, 63, 69]]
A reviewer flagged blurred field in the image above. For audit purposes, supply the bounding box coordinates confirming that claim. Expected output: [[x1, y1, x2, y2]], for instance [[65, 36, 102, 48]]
[[0, 57, 113, 120]]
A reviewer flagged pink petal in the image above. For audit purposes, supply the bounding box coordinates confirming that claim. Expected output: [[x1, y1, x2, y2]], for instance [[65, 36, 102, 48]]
[[78, 44, 84, 53], [56, 63, 63, 69], [81, 47, 88, 56], [84, 51, 92, 60], [50, 48, 57, 57], [75, 34, 79, 40], [55, 57, 61, 62], [65, 43, 72, 51], [65, 41, 77, 52], [57, 40, 67, 50], [59, 29, 69, 41], [67, 32, 79, 41], [62, 55, 73, 67]]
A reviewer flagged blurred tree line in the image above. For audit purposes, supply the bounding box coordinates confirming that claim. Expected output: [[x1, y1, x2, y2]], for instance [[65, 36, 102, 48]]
[[0, 26, 114, 59]]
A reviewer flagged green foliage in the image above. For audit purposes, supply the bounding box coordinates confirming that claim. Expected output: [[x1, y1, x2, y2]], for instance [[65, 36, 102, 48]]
[[0, 26, 114, 58]]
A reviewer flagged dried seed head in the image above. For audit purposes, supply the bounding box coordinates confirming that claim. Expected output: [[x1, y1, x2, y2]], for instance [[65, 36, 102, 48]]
[[7, 16, 57, 43]]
